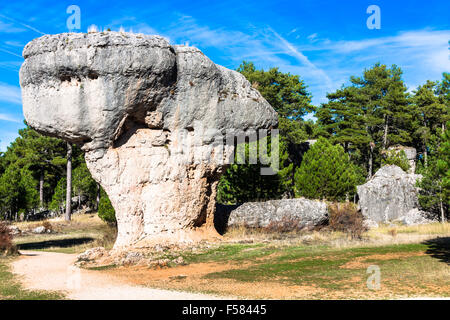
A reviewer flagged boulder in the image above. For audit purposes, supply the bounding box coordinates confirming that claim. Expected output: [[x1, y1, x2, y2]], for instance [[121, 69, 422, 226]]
[[32, 226, 48, 234], [216, 198, 328, 230], [8, 225, 22, 235], [357, 165, 423, 223], [20, 32, 278, 248], [394, 208, 434, 226]]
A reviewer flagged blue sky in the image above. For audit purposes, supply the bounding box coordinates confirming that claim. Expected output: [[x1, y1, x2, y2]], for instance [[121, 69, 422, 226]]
[[0, 0, 449, 151]]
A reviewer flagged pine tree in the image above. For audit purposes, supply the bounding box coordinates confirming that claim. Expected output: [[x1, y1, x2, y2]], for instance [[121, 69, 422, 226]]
[[317, 63, 411, 177], [217, 61, 315, 202], [417, 123, 449, 222], [294, 138, 363, 201], [411, 80, 447, 167], [72, 156, 97, 210]]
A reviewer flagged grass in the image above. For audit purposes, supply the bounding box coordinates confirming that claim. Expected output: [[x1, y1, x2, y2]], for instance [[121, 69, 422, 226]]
[[0, 213, 115, 300], [118, 224, 450, 299], [13, 213, 116, 254], [0, 256, 63, 300], [4, 214, 450, 299]]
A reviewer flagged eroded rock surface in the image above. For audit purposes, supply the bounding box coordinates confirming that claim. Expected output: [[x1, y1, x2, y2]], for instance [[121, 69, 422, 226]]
[[357, 165, 423, 223], [20, 32, 277, 247], [216, 198, 328, 231]]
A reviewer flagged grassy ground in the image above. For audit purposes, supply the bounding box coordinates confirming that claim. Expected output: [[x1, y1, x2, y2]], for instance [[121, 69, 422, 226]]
[[0, 257, 63, 300], [106, 223, 450, 299], [5, 215, 450, 299], [13, 213, 116, 254], [0, 213, 115, 300]]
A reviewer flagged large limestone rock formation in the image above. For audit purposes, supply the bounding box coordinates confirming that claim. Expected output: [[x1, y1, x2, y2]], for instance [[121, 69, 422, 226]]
[[20, 32, 277, 247], [357, 165, 422, 223]]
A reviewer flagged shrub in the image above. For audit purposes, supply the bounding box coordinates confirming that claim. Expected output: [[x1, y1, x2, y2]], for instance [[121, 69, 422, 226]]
[[42, 220, 53, 232], [98, 188, 116, 225], [265, 217, 304, 233], [328, 202, 367, 239], [0, 222, 18, 255], [382, 149, 411, 172]]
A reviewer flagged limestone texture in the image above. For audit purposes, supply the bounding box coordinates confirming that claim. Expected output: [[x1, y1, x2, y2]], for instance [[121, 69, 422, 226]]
[[216, 198, 328, 230], [357, 165, 423, 223]]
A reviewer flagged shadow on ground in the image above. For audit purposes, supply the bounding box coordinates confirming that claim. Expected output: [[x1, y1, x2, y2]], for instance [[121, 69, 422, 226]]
[[423, 237, 450, 265], [17, 237, 95, 250]]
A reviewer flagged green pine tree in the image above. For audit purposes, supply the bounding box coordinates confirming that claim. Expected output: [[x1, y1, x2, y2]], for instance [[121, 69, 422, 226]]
[[294, 138, 364, 201]]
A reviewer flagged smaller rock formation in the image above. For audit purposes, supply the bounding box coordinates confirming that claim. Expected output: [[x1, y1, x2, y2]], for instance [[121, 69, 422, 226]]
[[216, 198, 328, 231], [357, 165, 423, 223]]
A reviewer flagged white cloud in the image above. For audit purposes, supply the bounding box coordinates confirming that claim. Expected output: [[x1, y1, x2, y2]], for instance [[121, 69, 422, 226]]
[[0, 60, 21, 72], [307, 33, 318, 41], [0, 14, 44, 35], [0, 131, 20, 152], [4, 40, 24, 47], [0, 82, 21, 104], [0, 113, 22, 123]]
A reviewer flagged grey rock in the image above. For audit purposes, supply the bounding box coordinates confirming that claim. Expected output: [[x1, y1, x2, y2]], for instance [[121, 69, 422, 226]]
[[76, 247, 106, 262], [394, 208, 434, 226], [217, 198, 328, 230], [32, 226, 47, 234], [8, 225, 22, 235], [357, 165, 422, 223], [20, 32, 277, 248]]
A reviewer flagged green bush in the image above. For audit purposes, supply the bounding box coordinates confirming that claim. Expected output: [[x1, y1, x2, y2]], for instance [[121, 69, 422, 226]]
[[382, 149, 411, 172], [98, 188, 116, 224]]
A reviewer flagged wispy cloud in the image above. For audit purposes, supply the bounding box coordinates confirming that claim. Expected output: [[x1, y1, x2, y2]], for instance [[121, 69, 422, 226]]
[[0, 61, 21, 72], [0, 82, 22, 104], [4, 40, 24, 47], [307, 33, 318, 41], [0, 14, 45, 35], [0, 113, 22, 123], [0, 47, 22, 58], [159, 14, 332, 95], [0, 19, 26, 33]]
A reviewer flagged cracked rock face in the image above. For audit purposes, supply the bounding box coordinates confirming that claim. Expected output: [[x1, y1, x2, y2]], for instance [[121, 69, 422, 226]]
[[20, 32, 277, 247], [357, 165, 422, 223]]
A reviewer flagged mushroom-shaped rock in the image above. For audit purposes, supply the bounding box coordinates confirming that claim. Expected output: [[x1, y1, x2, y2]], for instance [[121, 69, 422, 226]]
[[20, 32, 278, 247]]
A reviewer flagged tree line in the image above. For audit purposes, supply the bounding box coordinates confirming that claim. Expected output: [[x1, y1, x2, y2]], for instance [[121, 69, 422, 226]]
[[0, 62, 448, 222], [218, 62, 449, 222], [0, 127, 114, 223]]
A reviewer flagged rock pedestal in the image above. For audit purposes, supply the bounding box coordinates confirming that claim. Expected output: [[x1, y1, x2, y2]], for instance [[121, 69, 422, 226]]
[[20, 32, 278, 247]]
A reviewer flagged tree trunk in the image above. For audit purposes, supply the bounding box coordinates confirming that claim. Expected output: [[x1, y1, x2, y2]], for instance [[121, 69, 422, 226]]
[[423, 144, 428, 168], [383, 115, 388, 149], [368, 142, 374, 178], [65, 143, 72, 221], [439, 186, 446, 223], [39, 171, 44, 208]]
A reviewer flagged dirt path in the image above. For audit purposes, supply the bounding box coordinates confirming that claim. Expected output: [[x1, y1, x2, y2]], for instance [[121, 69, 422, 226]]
[[12, 250, 232, 300]]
